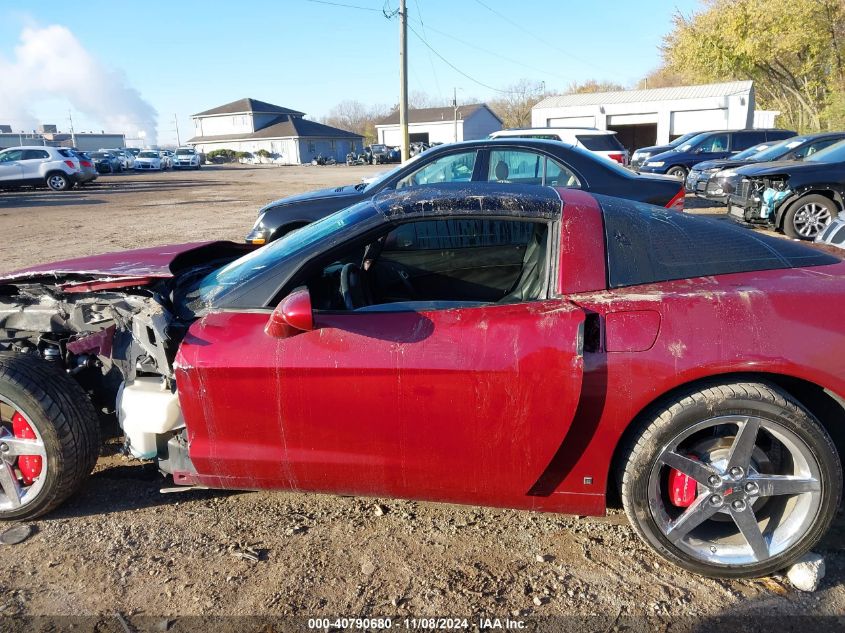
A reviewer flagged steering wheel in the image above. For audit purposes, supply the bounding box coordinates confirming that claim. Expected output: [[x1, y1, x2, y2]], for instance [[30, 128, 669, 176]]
[[340, 263, 370, 310]]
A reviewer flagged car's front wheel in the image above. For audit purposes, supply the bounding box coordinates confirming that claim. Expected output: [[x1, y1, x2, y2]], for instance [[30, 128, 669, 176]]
[[0, 353, 100, 520], [620, 380, 841, 578], [45, 172, 70, 191], [782, 194, 836, 240], [666, 166, 688, 179]]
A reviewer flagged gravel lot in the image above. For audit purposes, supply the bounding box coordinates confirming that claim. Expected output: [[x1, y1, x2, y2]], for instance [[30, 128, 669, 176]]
[[0, 166, 842, 627]]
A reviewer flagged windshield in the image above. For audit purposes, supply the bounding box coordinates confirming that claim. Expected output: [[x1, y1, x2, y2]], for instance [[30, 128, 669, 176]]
[[176, 149, 194, 155], [362, 152, 428, 191], [669, 132, 703, 148], [732, 142, 776, 160], [138, 151, 158, 158], [197, 201, 380, 301], [675, 133, 712, 152], [805, 139, 845, 163], [749, 138, 801, 161]]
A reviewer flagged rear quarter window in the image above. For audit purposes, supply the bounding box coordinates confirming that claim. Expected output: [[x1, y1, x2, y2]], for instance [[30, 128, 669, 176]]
[[576, 134, 625, 152], [599, 196, 839, 288]]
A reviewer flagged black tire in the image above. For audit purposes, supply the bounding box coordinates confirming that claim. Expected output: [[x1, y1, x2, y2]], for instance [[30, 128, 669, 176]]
[[45, 172, 70, 191], [619, 380, 842, 578], [666, 165, 688, 180], [0, 353, 100, 520], [782, 194, 837, 240]]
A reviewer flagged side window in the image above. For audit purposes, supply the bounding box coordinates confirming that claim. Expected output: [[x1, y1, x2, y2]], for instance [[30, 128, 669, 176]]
[[0, 150, 24, 162], [488, 150, 543, 184], [22, 150, 50, 160], [696, 134, 729, 153], [544, 157, 580, 188], [732, 131, 766, 151], [306, 218, 549, 311], [395, 151, 477, 188]]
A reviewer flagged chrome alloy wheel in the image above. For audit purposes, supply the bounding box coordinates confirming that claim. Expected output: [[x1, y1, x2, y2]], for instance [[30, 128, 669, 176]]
[[792, 202, 832, 238], [648, 415, 822, 566], [47, 174, 68, 190], [0, 396, 48, 511]]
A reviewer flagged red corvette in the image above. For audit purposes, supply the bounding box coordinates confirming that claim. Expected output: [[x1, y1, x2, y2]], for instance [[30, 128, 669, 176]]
[[0, 183, 842, 579]]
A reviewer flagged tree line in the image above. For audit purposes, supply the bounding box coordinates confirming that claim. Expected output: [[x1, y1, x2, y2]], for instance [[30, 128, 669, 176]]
[[321, 0, 845, 142]]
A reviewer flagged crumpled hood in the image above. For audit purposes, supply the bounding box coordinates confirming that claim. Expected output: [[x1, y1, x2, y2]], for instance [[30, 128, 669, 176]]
[[262, 184, 363, 209], [0, 241, 220, 283]]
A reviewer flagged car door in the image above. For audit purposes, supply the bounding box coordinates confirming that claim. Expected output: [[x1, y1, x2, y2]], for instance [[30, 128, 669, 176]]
[[730, 130, 766, 155], [176, 219, 586, 510], [0, 149, 24, 183], [692, 132, 731, 161], [20, 149, 50, 181], [483, 148, 581, 188], [390, 149, 483, 189]]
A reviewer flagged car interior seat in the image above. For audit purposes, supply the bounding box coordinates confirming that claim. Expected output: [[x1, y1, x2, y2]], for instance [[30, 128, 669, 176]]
[[494, 161, 510, 182]]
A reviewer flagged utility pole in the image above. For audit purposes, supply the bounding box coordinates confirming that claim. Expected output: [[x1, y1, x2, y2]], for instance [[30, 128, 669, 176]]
[[453, 87, 458, 143], [399, 0, 409, 162], [68, 109, 76, 147], [174, 114, 181, 146]]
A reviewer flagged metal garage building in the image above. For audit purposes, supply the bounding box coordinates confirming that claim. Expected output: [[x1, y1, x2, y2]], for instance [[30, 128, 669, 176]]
[[375, 103, 502, 145], [531, 81, 758, 151]]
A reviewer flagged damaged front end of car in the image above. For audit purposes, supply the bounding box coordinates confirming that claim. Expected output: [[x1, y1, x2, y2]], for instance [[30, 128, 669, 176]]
[[729, 175, 791, 225], [0, 242, 250, 477]]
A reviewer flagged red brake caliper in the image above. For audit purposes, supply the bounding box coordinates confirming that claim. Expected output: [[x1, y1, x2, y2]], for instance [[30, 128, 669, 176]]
[[668, 457, 698, 508], [11, 412, 42, 485]]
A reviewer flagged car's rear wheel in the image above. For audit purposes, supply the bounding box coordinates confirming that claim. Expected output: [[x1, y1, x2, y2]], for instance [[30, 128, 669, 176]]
[[782, 195, 836, 240], [620, 380, 841, 578], [45, 173, 70, 191], [666, 166, 688, 179], [0, 353, 100, 520]]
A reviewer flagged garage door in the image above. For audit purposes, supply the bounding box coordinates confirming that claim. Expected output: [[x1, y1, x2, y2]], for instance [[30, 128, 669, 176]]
[[671, 109, 727, 135]]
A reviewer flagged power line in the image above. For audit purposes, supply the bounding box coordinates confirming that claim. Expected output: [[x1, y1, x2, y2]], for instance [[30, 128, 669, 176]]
[[409, 16, 571, 84], [406, 22, 520, 94], [305, 0, 382, 11], [471, 0, 625, 79], [412, 0, 444, 101]]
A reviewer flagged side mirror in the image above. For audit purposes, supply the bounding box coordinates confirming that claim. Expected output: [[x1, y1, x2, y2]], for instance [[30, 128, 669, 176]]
[[265, 287, 314, 338]]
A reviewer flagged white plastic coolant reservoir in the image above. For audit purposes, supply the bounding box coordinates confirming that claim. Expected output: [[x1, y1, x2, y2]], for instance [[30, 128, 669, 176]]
[[117, 377, 185, 459]]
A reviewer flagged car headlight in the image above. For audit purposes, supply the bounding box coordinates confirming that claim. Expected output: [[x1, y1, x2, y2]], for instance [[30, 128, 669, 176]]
[[646, 161, 664, 167], [633, 152, 650, 161], [703, 167, 721, 173], [719, 169, 737, 177]]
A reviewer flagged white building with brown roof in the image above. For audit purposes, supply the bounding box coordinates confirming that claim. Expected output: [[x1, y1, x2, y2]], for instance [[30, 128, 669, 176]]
[[187, 98, 363, 165]]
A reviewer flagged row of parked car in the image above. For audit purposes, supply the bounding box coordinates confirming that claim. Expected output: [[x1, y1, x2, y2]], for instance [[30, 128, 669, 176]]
[[631, 128, 845, 240], [0, 145, 203, 191]]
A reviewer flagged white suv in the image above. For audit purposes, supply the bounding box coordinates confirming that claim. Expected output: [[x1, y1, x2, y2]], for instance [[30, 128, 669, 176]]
[[172, 147, 201, 169], [489, 128, 629, 165], [0, 145, 82, 191]]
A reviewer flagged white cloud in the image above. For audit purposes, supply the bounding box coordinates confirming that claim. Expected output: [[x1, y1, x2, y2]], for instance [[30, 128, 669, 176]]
[[0, 24, 158, 143]]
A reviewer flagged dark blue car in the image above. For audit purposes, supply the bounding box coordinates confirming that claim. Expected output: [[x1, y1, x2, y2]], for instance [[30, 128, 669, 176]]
[[638, 129, 795, 179]]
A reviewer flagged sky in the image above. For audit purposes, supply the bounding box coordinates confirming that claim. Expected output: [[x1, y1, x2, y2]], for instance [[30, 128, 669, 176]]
[[0, 0, 702, 146]]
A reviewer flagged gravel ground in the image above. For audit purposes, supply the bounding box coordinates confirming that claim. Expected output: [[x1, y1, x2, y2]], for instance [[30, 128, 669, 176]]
[[0, 166, 842, 628]]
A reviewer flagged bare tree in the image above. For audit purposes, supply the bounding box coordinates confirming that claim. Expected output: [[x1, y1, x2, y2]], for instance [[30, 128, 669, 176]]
[[321, 100, 390, 145], [488, 79, 546, 129]]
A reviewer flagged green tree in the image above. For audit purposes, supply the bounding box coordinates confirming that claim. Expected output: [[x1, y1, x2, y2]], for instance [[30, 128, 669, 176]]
[[662, 0, 845, 132]]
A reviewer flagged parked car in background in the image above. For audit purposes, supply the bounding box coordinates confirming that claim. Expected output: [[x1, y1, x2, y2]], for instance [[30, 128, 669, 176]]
[[246, 138, 685, 244], [690, 132, 845, 203], [638, 129, 796, 179], [125, 147, 141, 157], [172, 147, 201, 170], [0, 146, 82, 191], [1, 183, 844, 580], [726, 139, 845, 239], [630, 131, 708, 170], [89, 151, 121, 174], [115, 149, 136, 170], [68, 150, 98, 186], [158, 150, 173, 170], [490, 128, 629, 165], [366, 144, 391, 165], [133, 150, 163, 171]]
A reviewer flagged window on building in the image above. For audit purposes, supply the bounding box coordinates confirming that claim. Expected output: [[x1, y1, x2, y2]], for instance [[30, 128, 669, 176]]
[[308, 141, 316, 153], [330, 140, 336, 150]]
